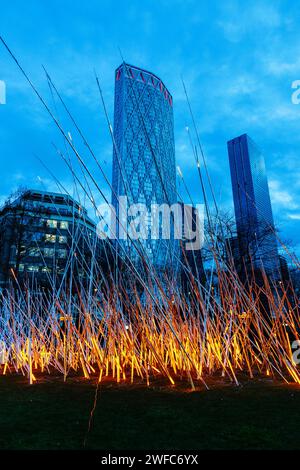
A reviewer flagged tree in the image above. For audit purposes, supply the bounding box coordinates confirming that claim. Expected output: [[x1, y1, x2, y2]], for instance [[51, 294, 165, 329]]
[[202, 210, 280, 277]]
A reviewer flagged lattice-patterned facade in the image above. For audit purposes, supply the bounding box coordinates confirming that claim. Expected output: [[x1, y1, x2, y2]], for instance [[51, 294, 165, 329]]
[[112, 63, 178, 271]]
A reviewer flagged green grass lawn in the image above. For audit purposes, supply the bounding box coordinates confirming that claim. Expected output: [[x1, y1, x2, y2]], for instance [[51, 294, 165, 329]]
[[0, 374, 300, 450]]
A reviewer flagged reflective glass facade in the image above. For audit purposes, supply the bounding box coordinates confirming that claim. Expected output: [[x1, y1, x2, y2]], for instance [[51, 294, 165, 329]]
[[112, 63, 178, 271], [227, 134, 280, 276]]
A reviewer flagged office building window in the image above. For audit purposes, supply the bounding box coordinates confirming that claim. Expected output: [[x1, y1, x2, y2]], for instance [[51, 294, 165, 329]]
[[58, 236, 67, 244], [57, 249, 67, 259], [27, 265, 39, 272], [46, 219, 58, 229], [44, 248, 55, 257], [38, 218, 46, 227], [41, 267, 52, 273], [60, 221, 69, 230], [45, 234, 56, 243], [28, 248, 40, 257], [32, 232, 43, 242]]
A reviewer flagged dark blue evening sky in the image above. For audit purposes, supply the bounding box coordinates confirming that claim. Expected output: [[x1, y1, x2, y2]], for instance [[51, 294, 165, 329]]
[[0, 0, 299, 255]]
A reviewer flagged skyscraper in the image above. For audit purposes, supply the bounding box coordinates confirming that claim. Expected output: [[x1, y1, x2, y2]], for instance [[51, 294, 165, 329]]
[[227, 133, 280, 278], [179, 202, 206, 291], [112, 63, 178, 273]]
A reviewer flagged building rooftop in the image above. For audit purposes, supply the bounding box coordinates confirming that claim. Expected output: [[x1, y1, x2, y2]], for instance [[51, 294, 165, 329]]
[[115, 62, 173, 104], [0, 189, 96, 229]]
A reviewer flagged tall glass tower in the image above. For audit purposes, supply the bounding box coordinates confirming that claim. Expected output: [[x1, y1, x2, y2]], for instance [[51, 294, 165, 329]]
[[227, 133, 280, 277], [112, 63, 178, 273]]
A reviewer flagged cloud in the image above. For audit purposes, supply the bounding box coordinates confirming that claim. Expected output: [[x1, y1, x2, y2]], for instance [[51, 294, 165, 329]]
[[0, 0, 299, 254], [264, 58, 300, 77], [269, 179, 298, 210], [217, 1, 282, 42]]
